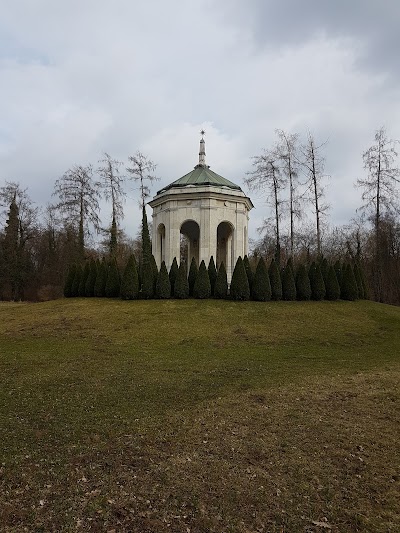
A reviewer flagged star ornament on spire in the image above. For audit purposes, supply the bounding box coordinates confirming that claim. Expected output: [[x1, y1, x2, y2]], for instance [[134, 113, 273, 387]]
[[200, 129, 205, 138]]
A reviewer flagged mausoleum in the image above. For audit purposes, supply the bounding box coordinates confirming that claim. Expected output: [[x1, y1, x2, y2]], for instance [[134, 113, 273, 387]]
[[149, 133, 253, 281]]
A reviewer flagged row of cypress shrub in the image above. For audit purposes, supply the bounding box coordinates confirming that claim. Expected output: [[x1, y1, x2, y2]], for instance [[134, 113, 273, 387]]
[[64, 254, 366, 302]]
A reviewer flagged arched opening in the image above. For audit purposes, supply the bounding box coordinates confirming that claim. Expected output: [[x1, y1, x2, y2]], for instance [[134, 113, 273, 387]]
[[217, 222, 234, 279], [180, 220, 200, 268], [157, 223, 166, 266]]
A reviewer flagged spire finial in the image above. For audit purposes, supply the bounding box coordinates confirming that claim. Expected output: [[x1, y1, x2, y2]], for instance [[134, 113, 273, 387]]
[[199, 130, 206, 166]]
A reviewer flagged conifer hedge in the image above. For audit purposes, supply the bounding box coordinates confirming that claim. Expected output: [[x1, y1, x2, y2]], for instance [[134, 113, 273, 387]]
[[341, 264, 358, 301], [208, 256, 217, 296], [269, 259, 282, 300], [243, 255, 254, 292], [252, 258, 271, 301], [94, 259, 107, 297], [174, 262, 189, 299], [214, 262, 228, 299], [282, 266, 297, 300], [71, 264, 82, 297], [325, 264, 340, 300], [230, 256, 250, 301], [79, 261, 90, 297], [105, 259, 120, 298], [296, 265, 311, 300], [156, 261, 171, 299], [64, 263, 76, 297], [188, 257, 198, 297], [85, 260, 97, 297], [120, 254, 139, 300], [310, 263, 326, 300], [169, 257, 179, 294], [193, 260, 211, 299]]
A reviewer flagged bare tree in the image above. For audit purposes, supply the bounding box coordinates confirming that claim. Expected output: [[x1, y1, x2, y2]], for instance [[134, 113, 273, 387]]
[[53, 165, 101, 260], [245, 151, 286, 262], [299, 132, 329, 256], [98, 153, 125, 256], [126, 151, 158, 208], [275, 129, 300, 257], [357, 126, 400, 300]]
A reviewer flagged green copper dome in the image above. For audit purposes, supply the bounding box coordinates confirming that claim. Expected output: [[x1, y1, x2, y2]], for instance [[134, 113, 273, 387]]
[[157, 165, 242, 194]]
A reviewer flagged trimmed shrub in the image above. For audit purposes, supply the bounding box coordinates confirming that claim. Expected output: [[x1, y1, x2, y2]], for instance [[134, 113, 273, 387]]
[[64, 263, 76, 297], [230, 256, 250, 301], [282, 266, 297, 300], [150, 254, 158, 292], [156, 261, 171, 299], [169, 257, 179, 294], [174, 262, 189, 299], [141, 256, 154, 299], [325, 264, 340, 300], [193, 260, 211, 299], [243, 255, 254, 292], [214, 262, 228, 299], [310, 263, 326, 300], [120, 254, 139, 300], [320, 257, 329, 287], [105, 259, 120, 298], [79, 261, 90, 297], [252, 258, 271, 301], [94, 258, 107, 297], [341, 264, 358, 301], [85, 259, 97, 297], [269, 259, 282, 301], [286, 257, 294, 275], [296, 265, 311, 301], [208, 256, 218, 296], [353, 263, 364, 299], [334, 261, 343, 296], [71, 264, 82, 297], [188, 257, 198, 297]]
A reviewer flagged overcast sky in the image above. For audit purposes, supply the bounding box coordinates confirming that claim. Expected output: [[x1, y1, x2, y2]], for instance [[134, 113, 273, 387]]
[[1, 0, 399, 241]]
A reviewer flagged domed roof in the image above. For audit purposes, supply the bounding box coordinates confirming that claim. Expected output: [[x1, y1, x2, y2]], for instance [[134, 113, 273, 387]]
[[157, 164, 242, 194], [156, 133, 242, 194]]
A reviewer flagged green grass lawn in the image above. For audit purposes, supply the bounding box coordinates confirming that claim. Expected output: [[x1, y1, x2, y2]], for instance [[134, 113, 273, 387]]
[[0, 299, 399, 532]]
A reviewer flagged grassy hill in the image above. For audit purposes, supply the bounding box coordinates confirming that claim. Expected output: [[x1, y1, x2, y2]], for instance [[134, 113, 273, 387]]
[[0, 299, 399, 532]]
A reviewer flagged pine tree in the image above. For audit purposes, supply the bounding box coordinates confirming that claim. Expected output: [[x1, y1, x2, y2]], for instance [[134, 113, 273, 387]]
[[230, 256, 250, 301], [94, 258, 107, 297], [85, 259, 97, 297], [120, 254, 139, 299], [243, 255, 254, 293], [156, 261, 171, 299], [296, 264, 311, 301], [188, 257, 198, 297], [63, 263, 76, 297], [341, 264, 358, 301], [252, 258, 271, 301], [282, 266, 297, 300], [214, 262, 228, 299], [169, 257, 179, 295], [193, 260, 211, 299], [71, 263, 83, 297], [310, 263, 326, 300], [105, 259, 120, 297], [208, 256, 218, 296], [269, 258, 282, 300], [325, 264, 340, 300], [174, 262, 189, 299]]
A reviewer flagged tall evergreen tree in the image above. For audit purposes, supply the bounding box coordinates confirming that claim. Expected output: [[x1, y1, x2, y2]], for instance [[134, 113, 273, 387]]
[[140, 206, 154, 299], [214, 262, 228, 299], [353, 263, 364, 299], [320, 257, 329, 287], [325, 264, 340, 301], [268, 258, 282, 300], [243, 255, 254, 292], [156, 261, 171, 299], [3, 196, 20, 300], [252, 258, 271, 301], [296, 264, 311, 301], [169, 257, 179, 295], [334, 260, 343, 297], [282, 266, 297, 300], [64, 263, 76, 298], [174, 262, 189, 299], [207, 256, 218, 296], [230, 256, 250, 301], [193, 260, 211, 299], [310, 263, 326, 300], [105, 259, 120, 298], [188, 257, 198, 297], [120, 254, 139, 300], [150, 254, 158, 291]]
